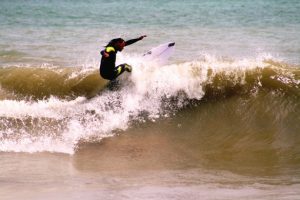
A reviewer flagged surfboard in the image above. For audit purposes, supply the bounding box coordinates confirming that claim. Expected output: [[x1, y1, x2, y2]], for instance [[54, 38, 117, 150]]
[[143, 42, 175, 64]]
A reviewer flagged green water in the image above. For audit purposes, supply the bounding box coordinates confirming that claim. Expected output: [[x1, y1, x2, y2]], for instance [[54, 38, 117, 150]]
[[0, 0, 300, 65]]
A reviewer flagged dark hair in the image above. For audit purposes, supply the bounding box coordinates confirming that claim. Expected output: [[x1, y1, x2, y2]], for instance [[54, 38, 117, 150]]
[[106, 38, 124, 47]]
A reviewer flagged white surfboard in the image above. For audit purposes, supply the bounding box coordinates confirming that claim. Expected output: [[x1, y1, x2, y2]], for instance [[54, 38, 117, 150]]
[[143, 42, 175, 64]]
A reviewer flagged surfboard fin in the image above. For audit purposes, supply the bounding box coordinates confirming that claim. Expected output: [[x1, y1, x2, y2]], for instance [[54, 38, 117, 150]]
[[168, 42, 175, 47]]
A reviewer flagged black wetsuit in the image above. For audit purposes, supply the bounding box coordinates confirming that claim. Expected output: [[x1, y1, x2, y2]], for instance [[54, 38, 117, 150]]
[[100, 38, 141, 80]]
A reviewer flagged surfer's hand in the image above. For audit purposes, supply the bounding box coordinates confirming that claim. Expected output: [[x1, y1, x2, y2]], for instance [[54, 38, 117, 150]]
[[139, 35, 147, 40], [101, 51, 109, 58]]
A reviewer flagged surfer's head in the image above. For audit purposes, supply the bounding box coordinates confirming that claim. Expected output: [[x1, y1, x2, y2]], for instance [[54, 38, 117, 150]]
[[107, 38, 125, 51]]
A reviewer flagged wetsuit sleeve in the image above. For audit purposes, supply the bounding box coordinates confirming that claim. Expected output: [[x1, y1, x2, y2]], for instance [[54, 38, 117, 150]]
[[125, 37, 142, 46]]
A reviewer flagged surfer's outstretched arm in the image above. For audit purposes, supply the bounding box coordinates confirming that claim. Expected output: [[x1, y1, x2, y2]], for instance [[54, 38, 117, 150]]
[[125, 35, 147, 46]]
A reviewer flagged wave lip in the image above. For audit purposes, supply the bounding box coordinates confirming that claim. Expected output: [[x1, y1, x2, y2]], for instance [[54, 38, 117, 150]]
[[0, 65, 107, 100], [1, 56, 299, 100]]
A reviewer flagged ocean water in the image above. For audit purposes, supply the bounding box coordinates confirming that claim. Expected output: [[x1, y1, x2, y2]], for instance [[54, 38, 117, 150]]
[[1, 0, 300, 65], [0, 0, 300, 199]]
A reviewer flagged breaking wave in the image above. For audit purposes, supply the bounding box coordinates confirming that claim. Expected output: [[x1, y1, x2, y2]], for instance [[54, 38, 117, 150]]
[[0, 55, 299, 154]]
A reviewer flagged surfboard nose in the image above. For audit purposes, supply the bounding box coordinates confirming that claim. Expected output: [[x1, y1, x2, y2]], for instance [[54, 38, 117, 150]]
[[168, 42, 175, 47]]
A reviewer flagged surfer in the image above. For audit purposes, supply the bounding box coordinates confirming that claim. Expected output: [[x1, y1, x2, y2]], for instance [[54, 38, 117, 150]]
[[99, 35, 147, 80]]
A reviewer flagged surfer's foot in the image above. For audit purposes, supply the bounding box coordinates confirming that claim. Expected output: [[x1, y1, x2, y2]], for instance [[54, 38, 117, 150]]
[[124, 64, 132, 72]]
